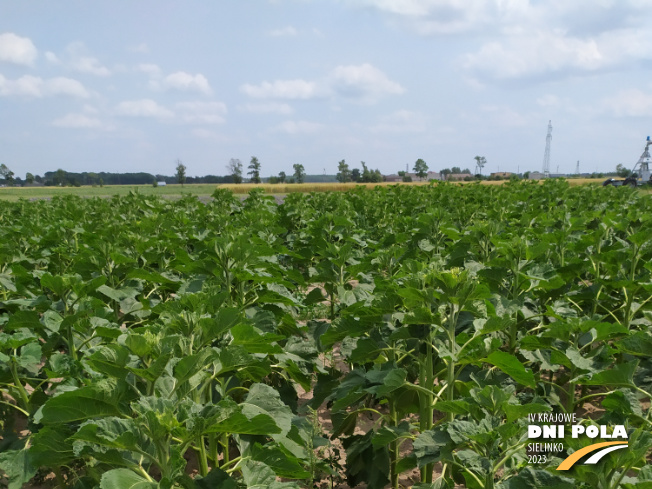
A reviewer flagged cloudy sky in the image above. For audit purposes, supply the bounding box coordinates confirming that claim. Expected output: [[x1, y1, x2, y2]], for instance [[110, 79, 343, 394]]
[[2, 1, 652, 179]]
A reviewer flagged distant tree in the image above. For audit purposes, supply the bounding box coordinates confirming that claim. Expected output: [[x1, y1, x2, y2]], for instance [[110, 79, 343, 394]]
[[451, 166, 462, 174], [293, 163, 305, 184], [616, 164, 632, 178], [35, 174, 43, 183], [402, 174, 413, 182], [474, 156, 486, 176], [248, 156, 261, 183], [360, 161, 371, 182], [351, 168, 361, 182], [227, 158, 243, 184], [87, 172, 98, 186], [413, 159, 428, 180], [523, 171, 530, 179], [358, 162, 379, 183], [175, 159, 187, 186], [440, 168, 451, 178], [98, 177, 104, 187], [0, 164, 15, 186], [336, 159, 351, 183], [278, 171, 286, 183], [461, 168, 471, 174], [54, 168, 66, 186], [25, 172, 34, 184]]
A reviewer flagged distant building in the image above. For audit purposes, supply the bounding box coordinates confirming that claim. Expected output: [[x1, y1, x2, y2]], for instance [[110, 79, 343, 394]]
[[157, 181, 167, 186], [490, 172, 513, 178], [385, 171, 443, 182], [448, 173, 473, 181], [528, 172, 545, 180], [423, 171, 443, 181], [384, 174, 402, 182]]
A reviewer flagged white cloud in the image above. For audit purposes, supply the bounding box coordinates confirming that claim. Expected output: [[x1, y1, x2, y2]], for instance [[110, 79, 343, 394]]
[[328, 63, 404, 102], [45, 51, 60, 63], [162, 71, 212, 95], [269, 26, 298, 37], [0, 33, 38, 66], [138, 63, 162, 76], [463, 30, 610, 81], [461, 25, 652, 83], [72, 56, 111, 76], [129, 43, 150, 54], [191, 128, 217, 139], [241, 102, 294, 115], [141, 67, 212, 96], [0, 74, 40, 97], [190, 128, 229, 141], [52, 113, 103, 128], [351, 0, 530, 35], [113, 98, 227, 126], [353, 0, 652, 84], [46, 77, 91, 97], [176, 101, 227, 124], [351, 0, 648, 36], [0, 74, 90, 98], [241, 64, 403, 104], [479, 105, 529, 126], [537, 94, 561, 108], [272, 120, 324, 134], [115, 99, 174, 118], [241, 79, 318, 99], [64, 42, 111, 76], [369, 110, 427, 133], [82, 104, 99, 114], [601, 89, 652, 117]]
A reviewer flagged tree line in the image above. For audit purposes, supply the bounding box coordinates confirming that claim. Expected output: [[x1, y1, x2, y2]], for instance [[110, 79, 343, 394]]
[[1, 156, 621, 188], [336, 160, 384, 183], [0, 167, 238, 187], [226, 158, 307, 184]]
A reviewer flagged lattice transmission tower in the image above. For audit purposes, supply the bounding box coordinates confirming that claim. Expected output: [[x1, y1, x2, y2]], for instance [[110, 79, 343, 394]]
[[542, 120, 552, 178]]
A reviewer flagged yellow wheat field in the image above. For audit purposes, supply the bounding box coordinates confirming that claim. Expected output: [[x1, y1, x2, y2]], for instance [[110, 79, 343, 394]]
[[217, 178, 603, 194]]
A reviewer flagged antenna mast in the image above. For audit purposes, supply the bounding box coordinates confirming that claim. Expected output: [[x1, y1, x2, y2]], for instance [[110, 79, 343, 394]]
[[542, 120, 552, 178]]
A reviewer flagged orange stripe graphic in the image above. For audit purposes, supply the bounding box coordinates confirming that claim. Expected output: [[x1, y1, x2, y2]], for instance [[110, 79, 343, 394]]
[[557, 441, 628, 470]]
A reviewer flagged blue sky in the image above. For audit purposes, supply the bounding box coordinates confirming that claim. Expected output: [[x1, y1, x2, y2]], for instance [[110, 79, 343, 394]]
[[2, 0, 652, 179]]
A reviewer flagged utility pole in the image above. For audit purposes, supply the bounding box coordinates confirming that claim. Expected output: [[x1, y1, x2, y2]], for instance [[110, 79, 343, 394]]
[[542, 120, 552, 178]]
